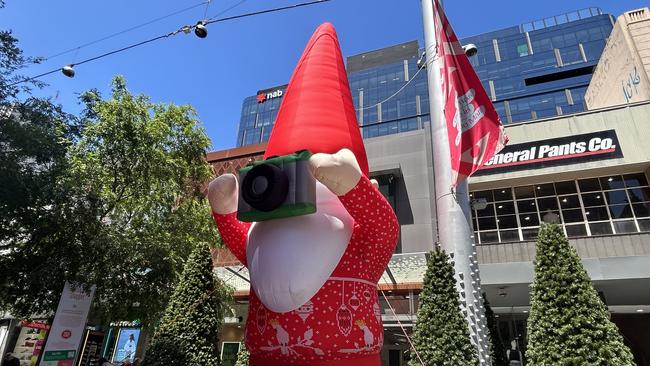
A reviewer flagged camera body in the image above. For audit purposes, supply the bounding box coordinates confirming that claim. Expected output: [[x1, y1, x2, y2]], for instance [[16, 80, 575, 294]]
[[237, 150, 316, 222]]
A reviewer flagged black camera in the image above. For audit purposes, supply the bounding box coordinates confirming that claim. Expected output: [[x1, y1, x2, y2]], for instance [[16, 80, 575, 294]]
[[237, 150, 316, 222]]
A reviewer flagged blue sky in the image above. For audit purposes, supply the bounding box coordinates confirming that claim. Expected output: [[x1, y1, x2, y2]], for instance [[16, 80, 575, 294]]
[[1, 0, 647, 151]]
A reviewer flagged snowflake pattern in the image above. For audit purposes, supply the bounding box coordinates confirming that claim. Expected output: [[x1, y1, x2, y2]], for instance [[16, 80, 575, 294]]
[[213, 177, 399, 365]]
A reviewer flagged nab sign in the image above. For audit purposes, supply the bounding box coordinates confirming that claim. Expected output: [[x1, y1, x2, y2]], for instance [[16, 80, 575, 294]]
[[477, 130, 622, 174], [256, 87, 286, 103]]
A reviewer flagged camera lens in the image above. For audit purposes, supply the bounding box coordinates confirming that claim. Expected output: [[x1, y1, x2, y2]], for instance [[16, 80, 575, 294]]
[[251, 176, 269, 195], [242, 163, 289, 212]]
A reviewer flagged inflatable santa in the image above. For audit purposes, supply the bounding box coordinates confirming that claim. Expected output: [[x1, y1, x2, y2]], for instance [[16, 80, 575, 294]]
[[208, 23, 398, 366]]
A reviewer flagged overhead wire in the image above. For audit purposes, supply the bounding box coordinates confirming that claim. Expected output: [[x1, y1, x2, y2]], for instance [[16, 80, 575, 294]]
[[356, 42, 439, 112], [205, 0, 330, 25], [43, 1, 210, 62], [7, 0, 332, 87]]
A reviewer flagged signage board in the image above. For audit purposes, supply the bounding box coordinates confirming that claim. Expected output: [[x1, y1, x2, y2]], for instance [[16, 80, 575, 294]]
[[476, 130, 622, 175], [77, 331, 105, 366], [111, 328, 140, 364], [256, 85, 287, 103], [40, 282, 95, 366], [220, 342, 241, 366]]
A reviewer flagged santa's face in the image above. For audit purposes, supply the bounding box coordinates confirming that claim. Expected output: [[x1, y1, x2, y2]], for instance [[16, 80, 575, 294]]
[[246, 182, 353, 313]]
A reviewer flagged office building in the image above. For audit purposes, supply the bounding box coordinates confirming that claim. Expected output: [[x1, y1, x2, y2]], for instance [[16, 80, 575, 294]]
[[235, 8, 614, 148], [586, 7, 650, 109], [212, 7, 650, 366]]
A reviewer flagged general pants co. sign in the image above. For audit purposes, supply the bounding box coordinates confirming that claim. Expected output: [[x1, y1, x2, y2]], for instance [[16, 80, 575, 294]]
[[476, 130, 623, 175]]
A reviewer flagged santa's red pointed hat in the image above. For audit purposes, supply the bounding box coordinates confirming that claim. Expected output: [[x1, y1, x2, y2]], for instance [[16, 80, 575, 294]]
[[264, 22, 368, 176]]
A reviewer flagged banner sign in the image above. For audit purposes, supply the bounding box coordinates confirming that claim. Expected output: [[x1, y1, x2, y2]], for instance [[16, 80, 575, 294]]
[[111, 328, 140, 364], [431, 0, 508, 184], [40, 282, 95, 366], [476, 130, 622, 175], [20, 320, 50, 330]]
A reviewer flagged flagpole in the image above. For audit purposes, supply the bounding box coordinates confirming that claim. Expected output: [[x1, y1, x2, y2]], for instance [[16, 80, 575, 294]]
[[420, 1, 490, 364]]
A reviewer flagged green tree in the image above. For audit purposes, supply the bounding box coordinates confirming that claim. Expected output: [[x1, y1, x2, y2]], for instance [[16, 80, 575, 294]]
[[1, 75, 218, 326], [482, 293, 507, 366], [410, 249, 478, 366], [0, 6, 93, 317], [526, 223, 635, 365], [142, 240, 230, 366], [68, 76, 217, 325], [234, 344, 249, 366]]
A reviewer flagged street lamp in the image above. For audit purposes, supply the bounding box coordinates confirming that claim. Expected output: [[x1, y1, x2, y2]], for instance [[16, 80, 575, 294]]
[[195, 21, 208, 38], [61, 65, 75, 78]]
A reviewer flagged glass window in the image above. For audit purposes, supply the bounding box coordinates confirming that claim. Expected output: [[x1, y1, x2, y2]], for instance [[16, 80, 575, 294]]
[[517, 199, 537, 213], [514, 186, 535, 199], [582, 192, 605, 207], [578, 178, 600, 192], [623, 173, 648, 188], [495, 202, 516, 215], [500, 230, 520, 242], [559, 195, 580, 209], [562, 208, 584, 223], [494, 188, 512, 201], [537, 197, 559, 212], [477, 203, 495, 217], [478, 217, 497, 230], [585, 206, 609, 222], [519, 213, 539, 227], [638, 219, 650, 232], [627, 187, 650, 203], [517, 44, 529, 57], [474, 190, 494, 202], [566, 224, 587, 237], [600, 175, 625, 190], [480, 231, 499, 244], [604, 190, 628, 205], [608, 204, 633, 219], [471, 173, 647, 243], [555, 181, 577, 194], [589, 222, 613, 235], [498, 215, 518, 229], [613, 220, 637, 234], [632, 203, 650, 218], [522, 228, 539, 241], [534, 183, 555, 197]]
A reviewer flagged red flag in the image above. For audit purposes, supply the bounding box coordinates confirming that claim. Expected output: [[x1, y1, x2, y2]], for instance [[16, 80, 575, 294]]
[[432, 0, 508, 184]]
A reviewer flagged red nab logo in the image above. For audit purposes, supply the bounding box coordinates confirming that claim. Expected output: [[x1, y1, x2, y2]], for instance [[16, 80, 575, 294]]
[[257, 89, 283, 103]]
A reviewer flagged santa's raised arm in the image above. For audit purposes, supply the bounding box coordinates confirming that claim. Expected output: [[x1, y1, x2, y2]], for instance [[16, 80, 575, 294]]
[[208, 23, 398, 366]]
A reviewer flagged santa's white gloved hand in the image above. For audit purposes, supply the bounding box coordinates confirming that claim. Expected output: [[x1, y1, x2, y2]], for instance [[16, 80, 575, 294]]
[[208, 173, 239, 214], [309, 148, 363, 196]]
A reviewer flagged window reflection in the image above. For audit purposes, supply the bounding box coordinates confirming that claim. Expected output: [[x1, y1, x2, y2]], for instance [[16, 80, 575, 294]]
[[471, 173, 650, 244]]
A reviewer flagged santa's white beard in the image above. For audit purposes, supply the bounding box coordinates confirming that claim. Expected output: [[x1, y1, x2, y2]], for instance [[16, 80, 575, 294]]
[[246, 182, 354, 313]]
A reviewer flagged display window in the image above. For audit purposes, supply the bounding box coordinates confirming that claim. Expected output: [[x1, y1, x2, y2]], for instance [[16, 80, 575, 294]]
[[12, 320, 50, 366]]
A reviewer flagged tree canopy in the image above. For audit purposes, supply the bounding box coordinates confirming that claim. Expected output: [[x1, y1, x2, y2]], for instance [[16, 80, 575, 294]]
[[410, 249, 478, 366], [142, 240, 230, 366], [1, 75, 219, 326], [526, 224, 635, 365]]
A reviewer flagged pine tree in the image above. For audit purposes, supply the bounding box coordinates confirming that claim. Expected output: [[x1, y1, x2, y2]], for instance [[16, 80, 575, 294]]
[[526, 223, 635, 365], [234, 343, 249, 366], [482, 293, 507, 366], [410, 249, 478, 366], [142, 241, 231, 366]]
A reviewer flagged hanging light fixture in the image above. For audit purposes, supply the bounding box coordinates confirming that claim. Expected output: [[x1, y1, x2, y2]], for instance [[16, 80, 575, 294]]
[[194, 21, 208, 38], [61, 65, 75, 78]]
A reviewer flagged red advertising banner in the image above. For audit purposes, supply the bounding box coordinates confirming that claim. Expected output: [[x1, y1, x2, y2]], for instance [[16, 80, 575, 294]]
[[432, 0, 508, 184], [19, 320, 51, 330]]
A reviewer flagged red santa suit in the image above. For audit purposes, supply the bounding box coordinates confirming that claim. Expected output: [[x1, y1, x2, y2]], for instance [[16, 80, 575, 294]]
[[209, 23, 398, 366]]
